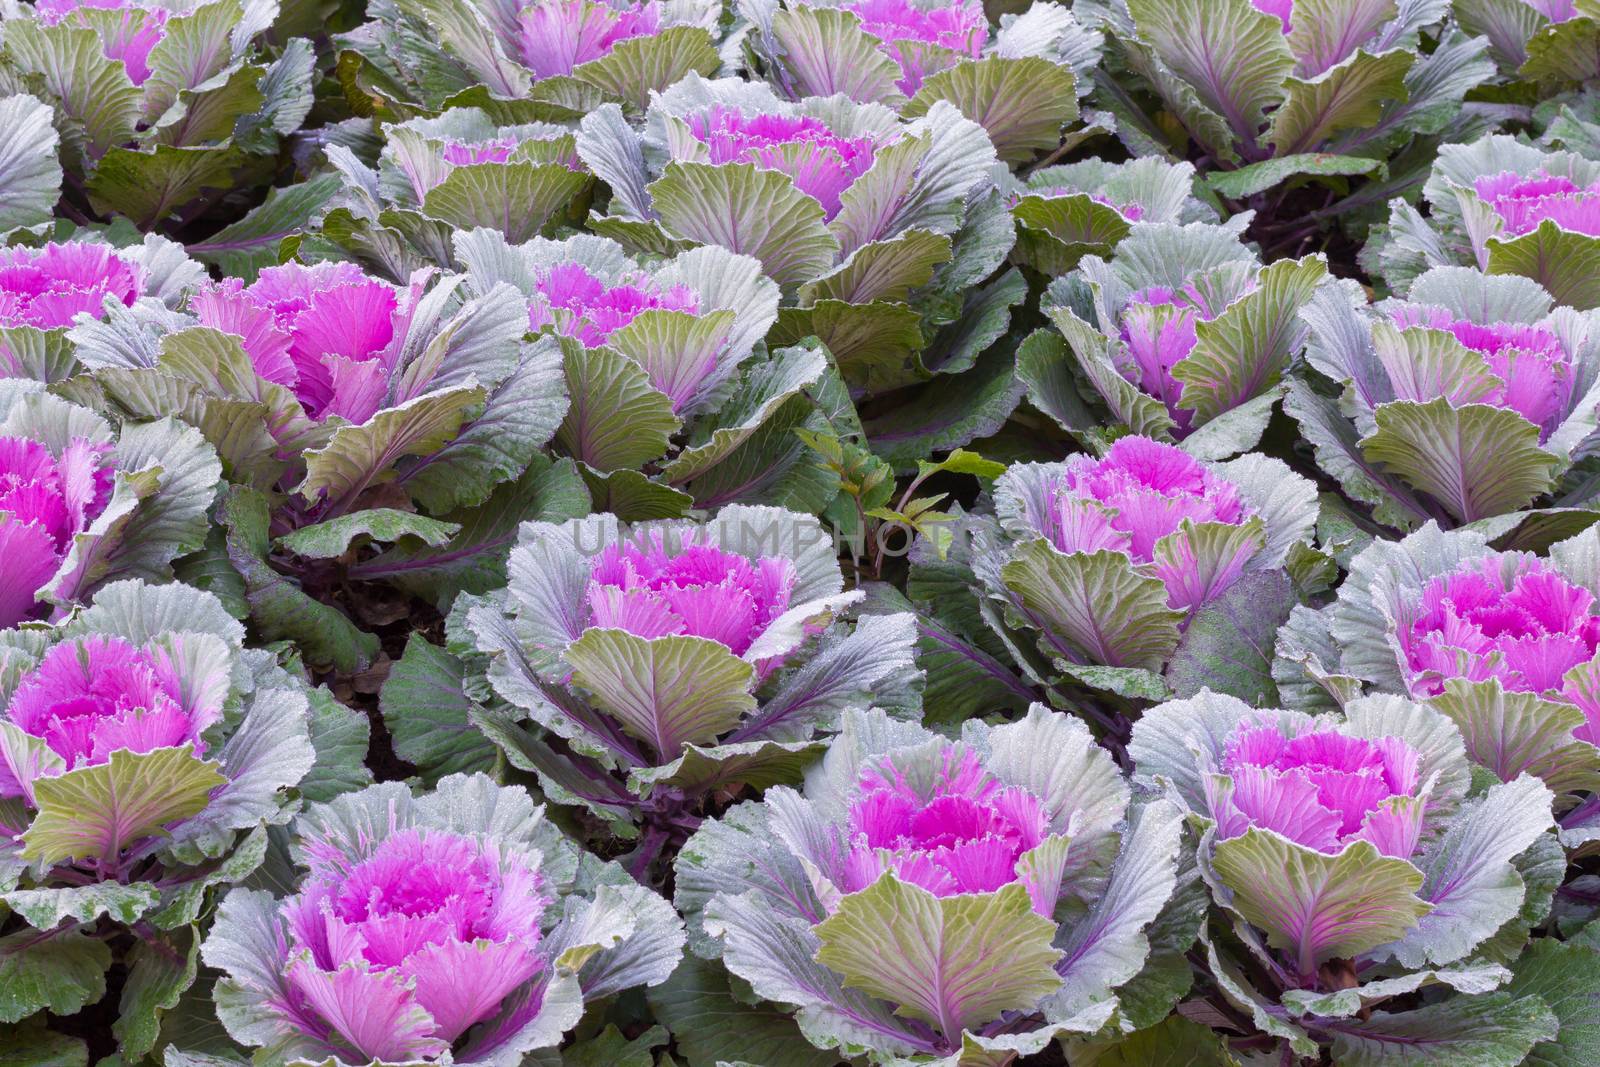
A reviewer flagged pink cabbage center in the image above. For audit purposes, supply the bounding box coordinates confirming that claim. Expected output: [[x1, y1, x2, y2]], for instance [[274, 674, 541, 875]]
[[281, 828, 547, 1060], [1, 635, 215, 797], [192, 262, 415, 424], [36, 0, 169, 85], [1473, 169, 1600, 237], [0, 435, 115, 631], [439, 137, 517, 167], [0, 243, 144, 332], [840, 0, 987, 96], [1043, 436, 1255, 609], [1114, 284, 1237, 434], [1403, 555, 1600, 745], [686, 107, 882, 220], [1214, 721, 1424, 858], [1389, 306, 1573, 440], [583, 534, 797, 658], [516, 0, 663, 78], [1250, 0, 1295, 32], [841, 746, 1053, 907]]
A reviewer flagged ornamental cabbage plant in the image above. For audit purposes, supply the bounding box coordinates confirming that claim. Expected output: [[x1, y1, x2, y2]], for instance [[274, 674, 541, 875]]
[[674, 706, 1186, 1063], [66, 257, 570, 672], [1130, 689, 1566, 1063], [1370, 134, 1600, 308], [454, 228, 847, 512], [336, 0, 722, 120], [199, 773, 685, 1065], [0, 581, 318, 1059], [1078, 0, 1492, 199], [976, 436, 1317, 695], [0, 0, 315, 228], [1006, 157, 1215, 276], [464, 507, 920, 872], [317, 108, 594, 280], [577, 75, 1015, 399], [0, 382, 219, 630], [1291, 266, 1600, 527], [0, 236, 204, 382], [736, 0, 1103, 163], [1275, 522, 1600, 854], [1025, 221, 1326, 456]]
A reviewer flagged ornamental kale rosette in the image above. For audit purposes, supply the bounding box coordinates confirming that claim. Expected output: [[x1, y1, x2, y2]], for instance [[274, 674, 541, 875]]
[[577, 75, 1016, 400], [1026, 221, 1326, 457], [317, 108, 595, 279], [65, 258, 571, 673], [336, 0, 722, 120], [0, 580, 318, 1057], [461, 507, 919, 870], [1076, 0, 1492, 198], [974, 435, 1317, 698], [0, 382, 219, 630], [1130, 689, 1566, 1063], [1275, 522, 1600, 854], [1, 0, 315, 229], [1370, 135, 1600, 307], [1006, 157, 1216, 277], [197, 774, 685, 1066], [1291, 266, 1600, 529], [674, 706, 1187, 1064], [454, 228, 846, 513], [0, 236, 204, 382], [735, 0, 1103, 163]]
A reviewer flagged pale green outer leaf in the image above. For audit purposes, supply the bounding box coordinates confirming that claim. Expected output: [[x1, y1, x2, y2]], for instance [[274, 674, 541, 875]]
[[1522, 14, 1600, 88], [1325, 992, 1559, 1067], [557, 338, 680, 471], [866, 344, 1026, 472], [1429, 677, 1600, 796], [1175, 255, 1325, 423], [1047, 800, 1184, 1018], [420, 162, 591, 244], [1001, 540, 1185, 670], [768, 6, 906, 106], [565, 629, 757, 756], [0, 926, 110, 1025], [1212, 830, 1429, 974], [204, 888, 330, 1061], [22, 747, 226, 867], [973, 705, 1129, 852], [275, 509, 459, 559], [1200, 929, 1316, 1056], [1343, 693, 1475, 817], [297, 383, 486, 505], [1279, 961, 1511, 1018], [814, 876, 1063, 1039], [663, 342, 826, 483], [115, 926, 199, 1061], [1453, 0, 1542, 69], [1010, 193, 1131, 277], [1179, 387, 1281, 461], [572, 25, 720, 110], [65, 577, 242, 648], [1, 21, 139, 161], [142, 0, 241, 119], [1267, 49, 1413, 154], [904, 55, 1079, 164], [1043, 304, 1176, 439], [2, 882, 161, 929], [401, 0, 530, 98], [85, 145, 243, 229], [0, 94, 61, 232], [646, 955, 841, 1067], [632, 737, 825, 797], [546, 880, 686, 997], [1361, 399, 1560, 522], [1379, 774, 1556, 969], [649, 160, 840, 287], [774, 299, 924, 393], [298, 684, 373, 805], [1125, 0, 1293, 149], [1487, 220, 1600, 311], [185, 173, 342, 282], [1505, 938, 1600, 1067], [1206, 152, 1384, 199]]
